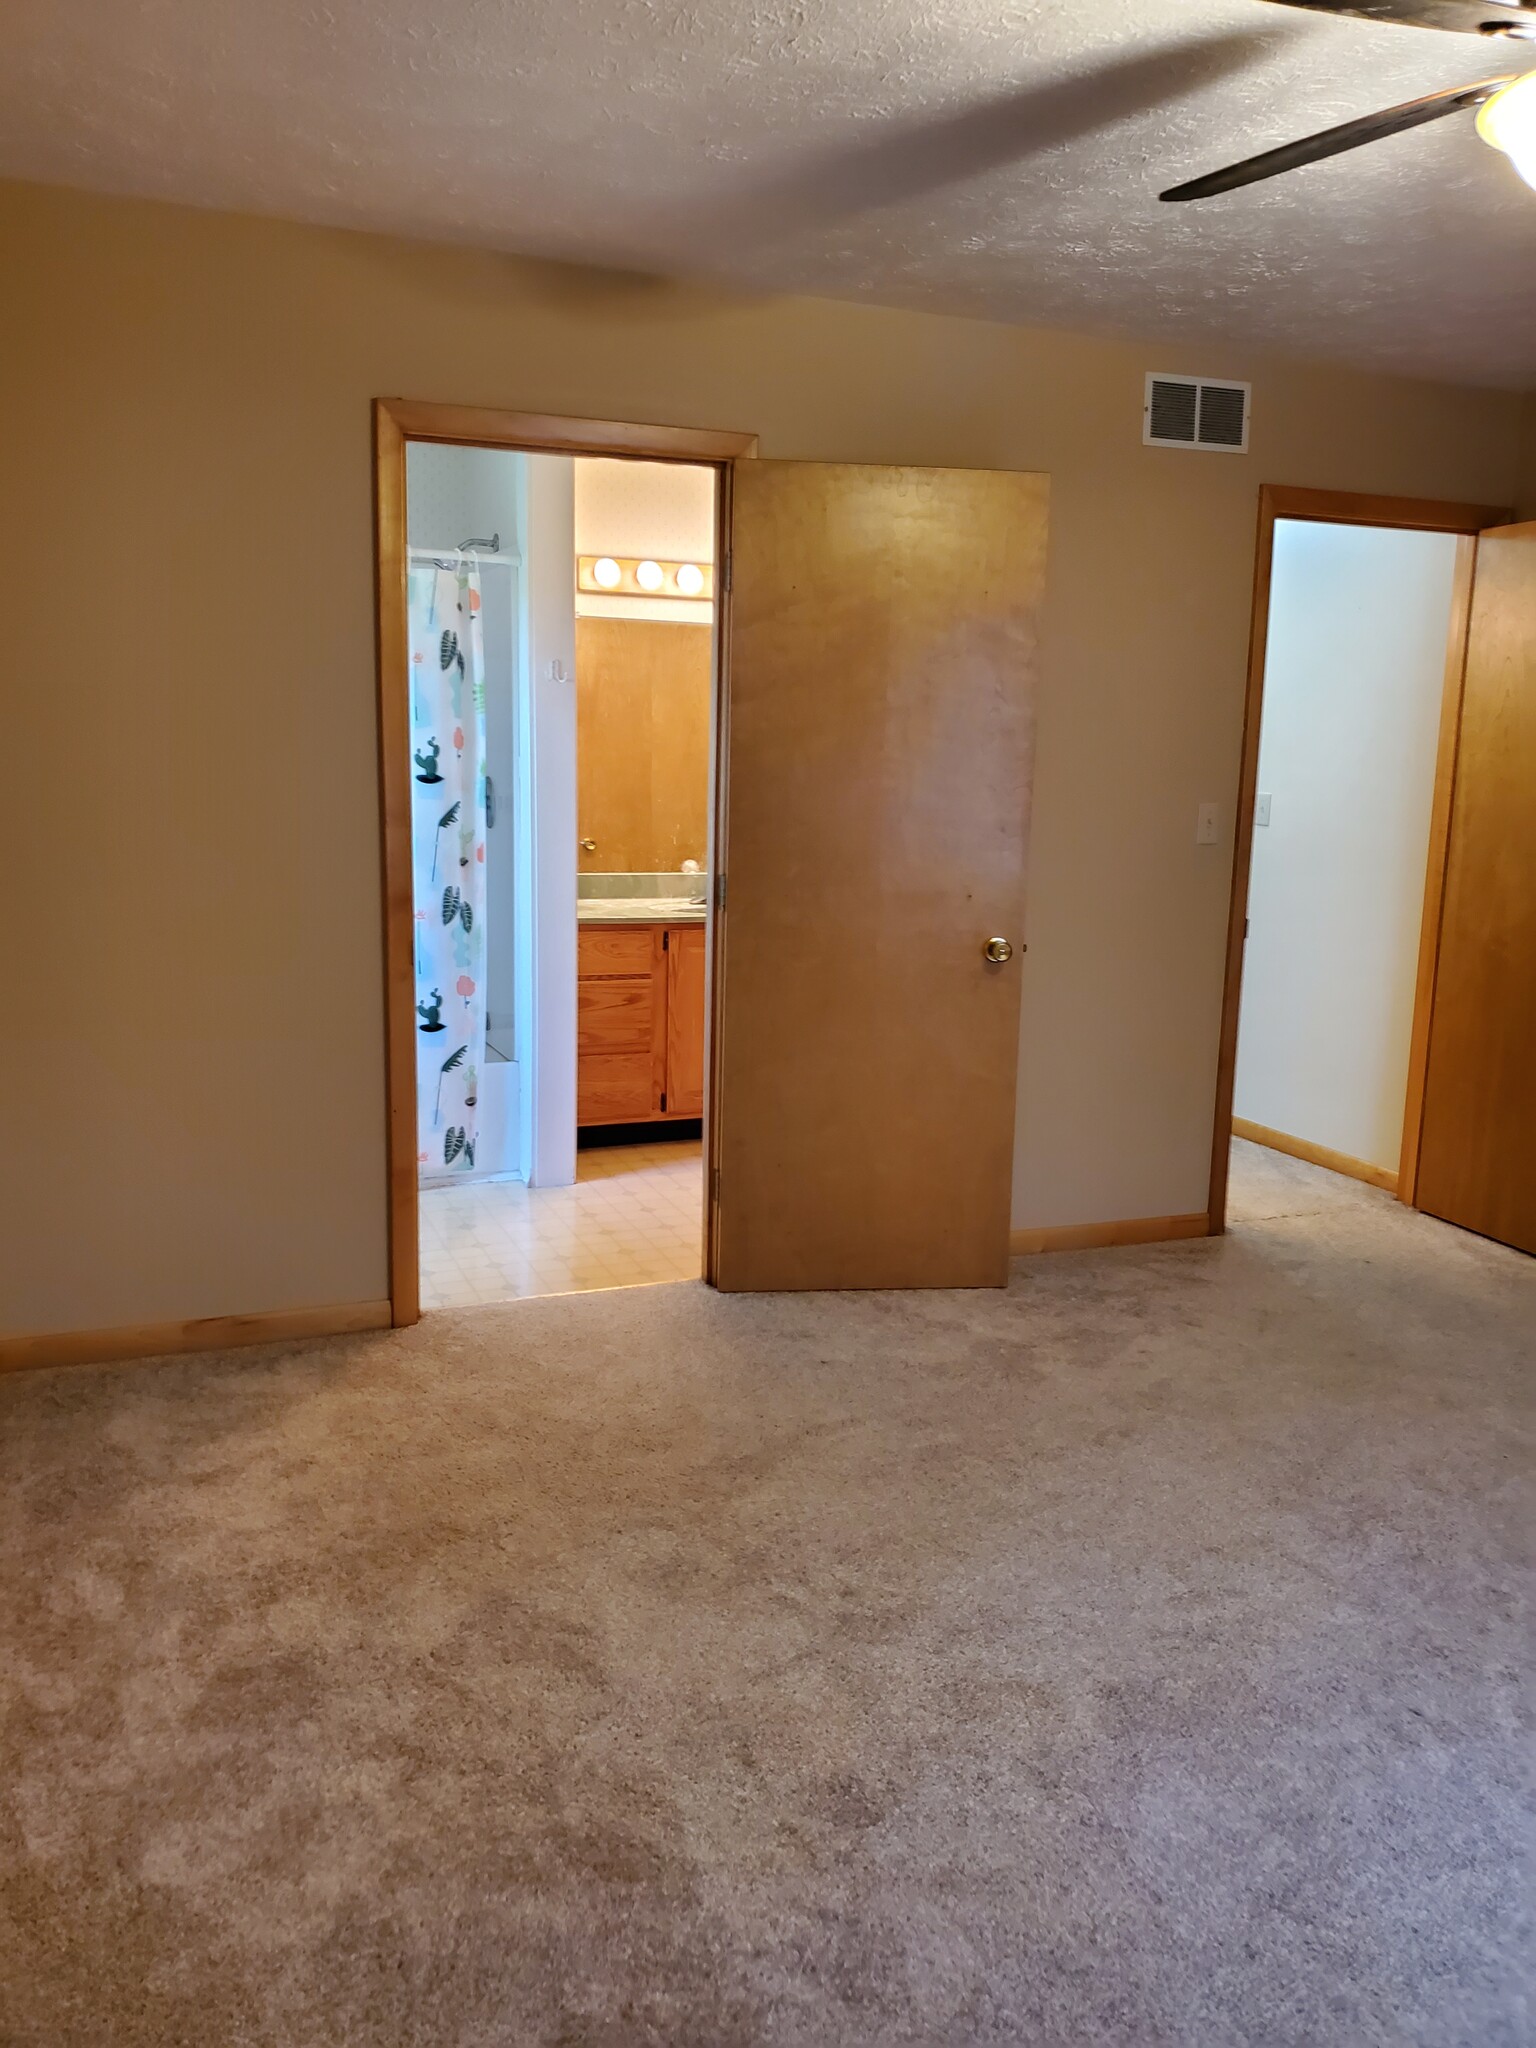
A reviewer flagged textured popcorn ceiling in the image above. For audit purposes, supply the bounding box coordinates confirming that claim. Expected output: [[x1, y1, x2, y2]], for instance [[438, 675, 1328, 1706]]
[[5, 0, 1534, 385]]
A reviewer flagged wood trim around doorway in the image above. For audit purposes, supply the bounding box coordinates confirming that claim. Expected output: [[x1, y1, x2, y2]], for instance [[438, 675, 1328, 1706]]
[[0, 1300, 394, 1377], [1232, 1117, 1397, 1195], [373, 401, 757, 1326], [1206, 484, 1508, 1236], [382, 402, 759, 465], [1009, 1212, 1209, 1256]]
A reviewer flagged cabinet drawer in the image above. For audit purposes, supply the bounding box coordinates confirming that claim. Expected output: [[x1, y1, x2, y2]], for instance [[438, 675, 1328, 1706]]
[[579, 926, 655, 978], [578, 1053, 656, 1125], [578, 976, 654, 1055]]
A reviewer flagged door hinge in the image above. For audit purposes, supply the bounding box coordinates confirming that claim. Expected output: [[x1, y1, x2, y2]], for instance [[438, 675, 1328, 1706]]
[[710, 1166, 721, 1204], [714, 871, 726, 909], [662, 928, 670, 950], [722, 551, 732, 594], [660, 1092, 667, 1112]]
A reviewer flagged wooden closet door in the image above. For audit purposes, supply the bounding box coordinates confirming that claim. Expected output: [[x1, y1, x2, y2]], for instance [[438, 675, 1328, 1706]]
[[1415, 522, 1536, 1256], [709, 461, 1048, 1290]]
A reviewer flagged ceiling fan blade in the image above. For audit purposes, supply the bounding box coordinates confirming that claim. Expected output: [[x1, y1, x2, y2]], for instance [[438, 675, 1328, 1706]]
[[1160, 75, 1512, 198], [1261, 0, 1535, 37]]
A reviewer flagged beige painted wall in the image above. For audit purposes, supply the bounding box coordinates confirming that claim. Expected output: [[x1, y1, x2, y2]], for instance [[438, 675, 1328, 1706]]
[[0, 178, 1526, 1337]]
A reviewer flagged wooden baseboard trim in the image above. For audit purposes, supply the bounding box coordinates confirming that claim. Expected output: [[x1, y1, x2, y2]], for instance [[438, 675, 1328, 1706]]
[[0, 1299, 394, 1376], [1010, 1212, 1210, 1256], [1232, 1118, 1398, 1193]]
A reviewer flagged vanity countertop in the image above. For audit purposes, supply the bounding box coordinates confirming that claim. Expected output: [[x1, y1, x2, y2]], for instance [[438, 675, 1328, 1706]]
[[577, 896, 707, 925]]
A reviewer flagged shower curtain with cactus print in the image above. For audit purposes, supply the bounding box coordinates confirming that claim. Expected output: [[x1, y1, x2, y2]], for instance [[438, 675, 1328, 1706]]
[[409, 556, 488, 1179]]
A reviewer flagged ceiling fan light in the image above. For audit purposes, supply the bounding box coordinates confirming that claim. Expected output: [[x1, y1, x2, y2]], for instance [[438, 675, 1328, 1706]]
[[1475, 71, 1536, 190]]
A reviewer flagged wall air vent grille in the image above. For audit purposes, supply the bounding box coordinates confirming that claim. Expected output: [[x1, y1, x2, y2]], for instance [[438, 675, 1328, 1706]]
[[1144, 373, 1250, 454]]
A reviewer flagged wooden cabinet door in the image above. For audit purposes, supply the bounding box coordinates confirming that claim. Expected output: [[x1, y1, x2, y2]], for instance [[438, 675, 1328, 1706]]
[[577, 924, 666, 1126], [1414, 521, 1536, 1255], [665, 925, 706, 1117], [710, 461, 1046, 1290]]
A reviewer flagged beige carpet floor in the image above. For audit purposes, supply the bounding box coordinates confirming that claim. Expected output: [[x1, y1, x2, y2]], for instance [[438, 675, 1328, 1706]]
[[2, 1143, 1531, 2046]]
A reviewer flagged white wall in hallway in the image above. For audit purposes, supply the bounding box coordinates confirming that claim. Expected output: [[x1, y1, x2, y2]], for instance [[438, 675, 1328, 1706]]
[[1234, 519, 1459, 1174]]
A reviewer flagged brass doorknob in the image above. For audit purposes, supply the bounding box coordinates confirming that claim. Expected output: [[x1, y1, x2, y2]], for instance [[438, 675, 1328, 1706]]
[[984, 936, 1014, 964]]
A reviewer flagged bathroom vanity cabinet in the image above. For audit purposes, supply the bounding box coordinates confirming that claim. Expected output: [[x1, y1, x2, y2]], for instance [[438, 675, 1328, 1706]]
[[576, 921, 706, 1126]]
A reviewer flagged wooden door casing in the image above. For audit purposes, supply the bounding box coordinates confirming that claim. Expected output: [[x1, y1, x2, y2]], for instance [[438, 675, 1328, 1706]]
[[712, 461, 1048, 1291], [1414, 521, 1536, 1255]]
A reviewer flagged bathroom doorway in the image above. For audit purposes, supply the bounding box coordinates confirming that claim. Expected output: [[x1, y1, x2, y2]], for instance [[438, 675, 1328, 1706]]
[[393, 425, 727, 1311], [380, 404, 1047, 1322]]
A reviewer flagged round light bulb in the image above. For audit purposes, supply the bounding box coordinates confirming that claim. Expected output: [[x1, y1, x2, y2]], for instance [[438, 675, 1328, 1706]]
[[1476, 72, 1536, 193], [675, 562, 705, 596], [635, 559, 664, 591], [592, 557, 622, 589]]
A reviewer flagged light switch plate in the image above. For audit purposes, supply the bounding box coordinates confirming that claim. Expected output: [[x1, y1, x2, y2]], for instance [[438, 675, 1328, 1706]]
[[1255, 793, 1272, 827], [1196, 802, 1220, 846]]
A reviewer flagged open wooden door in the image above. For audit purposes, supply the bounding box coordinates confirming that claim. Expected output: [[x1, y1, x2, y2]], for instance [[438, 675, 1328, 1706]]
[[708, 461, 1048, 1290], [1413, 521, 1535, 1256]]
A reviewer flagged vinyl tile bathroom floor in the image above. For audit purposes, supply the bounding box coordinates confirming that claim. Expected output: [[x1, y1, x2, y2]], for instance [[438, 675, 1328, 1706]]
[[419, 1138, 703, 1307]]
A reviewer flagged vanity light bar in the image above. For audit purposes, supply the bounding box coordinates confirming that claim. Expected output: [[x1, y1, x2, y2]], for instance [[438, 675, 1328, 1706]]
[[577, 555, 715, 601]]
